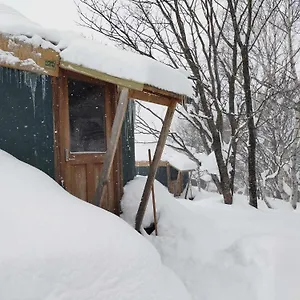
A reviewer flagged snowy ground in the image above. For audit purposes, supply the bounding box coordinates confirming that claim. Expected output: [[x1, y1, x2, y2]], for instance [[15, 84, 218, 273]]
[[122, 177, 300, 300], [0, 150, 190, 300], [3, 148, 300, 300]]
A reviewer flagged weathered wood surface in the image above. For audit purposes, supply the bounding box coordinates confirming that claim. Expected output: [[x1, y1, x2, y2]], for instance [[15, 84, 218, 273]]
[[148, 149, 158, 236], [0, 34, 59, 76], [135, 100, 177, 232], [94, 88, 129, 207]]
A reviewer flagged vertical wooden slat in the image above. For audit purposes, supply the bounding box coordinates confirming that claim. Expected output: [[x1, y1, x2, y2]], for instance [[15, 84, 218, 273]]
[[86, 163, 94, 202], [112, 87, 123, 215], [174, 170, 181, 196], [51, 77, 62, 183], [71, 165, 87, 200], [94, 88, 129, 208], [135, 101, 177, 232], [148, 149, 158, 236]]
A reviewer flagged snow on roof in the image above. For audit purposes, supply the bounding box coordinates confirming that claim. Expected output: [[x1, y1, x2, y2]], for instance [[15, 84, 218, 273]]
[[0, 149, 190, 300], [0, 49, 44, 72], [0, 4, 193, 98], [135, 143, 197, 171]]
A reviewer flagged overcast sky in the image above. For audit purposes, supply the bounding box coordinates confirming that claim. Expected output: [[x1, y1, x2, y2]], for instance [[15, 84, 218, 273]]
[[1, 0, 96, 36]]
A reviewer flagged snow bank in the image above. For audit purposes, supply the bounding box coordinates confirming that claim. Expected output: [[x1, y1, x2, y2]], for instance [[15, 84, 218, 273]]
[[122, 177, 300, 300], [0, 150, 191, 300], [0, 4, 193, 98], [135, 143, 197, 171]]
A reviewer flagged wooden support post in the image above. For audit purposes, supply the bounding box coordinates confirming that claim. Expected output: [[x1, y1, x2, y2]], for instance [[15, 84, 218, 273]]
[[135, 101, 177, 231], [94, 88, 129, 207], [148, 149, 158, 236], [174, 170, 181, 197]]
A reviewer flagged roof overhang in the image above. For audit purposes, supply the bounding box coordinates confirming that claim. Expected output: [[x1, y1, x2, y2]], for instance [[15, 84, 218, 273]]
[[0, 34, 186, 106], [136, 160, 195, 172], [0, 34, 59, 76]]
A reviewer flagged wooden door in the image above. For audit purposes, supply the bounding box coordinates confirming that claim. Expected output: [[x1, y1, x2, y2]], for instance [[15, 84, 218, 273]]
[[52, 71, 121, 213]]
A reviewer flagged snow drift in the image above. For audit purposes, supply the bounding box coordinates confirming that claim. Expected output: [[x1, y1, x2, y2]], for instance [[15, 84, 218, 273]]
[[122, 176, 300, 300], [0, 150, 191, 300]]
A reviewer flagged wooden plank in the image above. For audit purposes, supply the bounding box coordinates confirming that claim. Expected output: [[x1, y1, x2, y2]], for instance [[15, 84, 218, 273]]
[[71, 165, 88, 200], [93, 88, 130, 207], [148, 149, 158, 236], [59, 73, 72, 193], [129, 89, 175, 106], [0, 34, 59, 76], [143, 84, 185, 102], [136, 160, 169, 167], [135, 101, 177, 232], [60, 61, 144, 91], [51, 77, 62, 183], [66, 154, 105, 164], [104, 84, 114, 212], [174, 171, 181, 196], [112, 87, 123, 215], [86, 163, 95, 202]]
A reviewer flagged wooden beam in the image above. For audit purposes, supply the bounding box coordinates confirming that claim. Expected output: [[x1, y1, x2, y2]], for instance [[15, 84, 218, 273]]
[[93, 88, 129, 207], [0, 34, 59, 76], [135, 100, 177, 231], [174, 171, 181, 197], [129, 89, 179, 106], [148, 149, 158, 236], [60, 61, 144, 91], [143, 84, 185, 102], [136, 160, 168, 167]]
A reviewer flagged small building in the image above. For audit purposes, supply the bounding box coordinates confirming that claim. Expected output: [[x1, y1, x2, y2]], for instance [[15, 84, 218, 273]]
[[135, 143, 197, 197], [0, 4, 192, 220]]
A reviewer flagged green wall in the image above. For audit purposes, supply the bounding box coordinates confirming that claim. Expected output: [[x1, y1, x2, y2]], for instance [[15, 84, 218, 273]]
[[0, 67, 54, 177], [0, 66, 137, 185], [136, 166, 168, 187], [136, 165, 189, 192]]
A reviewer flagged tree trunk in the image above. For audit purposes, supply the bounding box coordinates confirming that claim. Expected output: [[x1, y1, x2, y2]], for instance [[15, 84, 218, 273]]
[[290, 143, 298, 209], [241, 46, 258, 208], [212, 134, 233, 204], [287, 3, 299, 209]]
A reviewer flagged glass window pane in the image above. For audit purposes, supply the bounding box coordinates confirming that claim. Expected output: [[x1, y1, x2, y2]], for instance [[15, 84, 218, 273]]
[[68, 79, 106, 152]]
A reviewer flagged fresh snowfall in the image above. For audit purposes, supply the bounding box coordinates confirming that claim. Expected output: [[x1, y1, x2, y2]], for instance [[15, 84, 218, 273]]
[[1, 1, 300, 300], [2, 149, 300, 300]]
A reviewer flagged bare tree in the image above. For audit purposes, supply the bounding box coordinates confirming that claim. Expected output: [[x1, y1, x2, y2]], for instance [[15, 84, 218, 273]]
[[76, 0, 283, 207]]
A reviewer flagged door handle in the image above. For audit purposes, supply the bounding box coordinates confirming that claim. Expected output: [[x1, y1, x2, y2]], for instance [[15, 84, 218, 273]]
[[65, 149, 75, 161]]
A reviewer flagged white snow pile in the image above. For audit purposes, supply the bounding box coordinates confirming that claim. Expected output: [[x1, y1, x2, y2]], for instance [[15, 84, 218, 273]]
[[0, 150, 191, 300], [122, 176, 300, 300], [135, 143, 197, 171], [0, 3, 193, 98]]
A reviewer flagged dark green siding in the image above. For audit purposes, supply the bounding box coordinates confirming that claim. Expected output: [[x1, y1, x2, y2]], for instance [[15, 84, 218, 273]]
[[0, 67, 54, 177], [137, 165, 189, 192], [122, 100, 136, 185], [136, 166, 168, 187]]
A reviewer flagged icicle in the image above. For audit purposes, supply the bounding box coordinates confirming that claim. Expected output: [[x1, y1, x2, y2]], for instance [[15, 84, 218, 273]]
[[19, 71, 23, 88], [14, 69, 20, 89], [41, 75, 46, 100], [33, 133, 38, 160], [24, 72, 38, 118], [8, 68, 12, 83], [0, 67, 3, 84]]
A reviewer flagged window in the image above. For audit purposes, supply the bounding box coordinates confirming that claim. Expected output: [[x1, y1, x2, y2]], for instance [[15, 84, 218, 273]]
[[68, 79, 106, 152]]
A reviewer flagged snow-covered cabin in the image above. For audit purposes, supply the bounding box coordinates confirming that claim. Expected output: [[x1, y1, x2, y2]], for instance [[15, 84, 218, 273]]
[[0, 4, 192, 215], [136, 143, 197, 197]]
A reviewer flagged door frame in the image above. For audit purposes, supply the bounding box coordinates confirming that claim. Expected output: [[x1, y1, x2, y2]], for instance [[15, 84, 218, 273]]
[[51, 69, 123, 213]]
